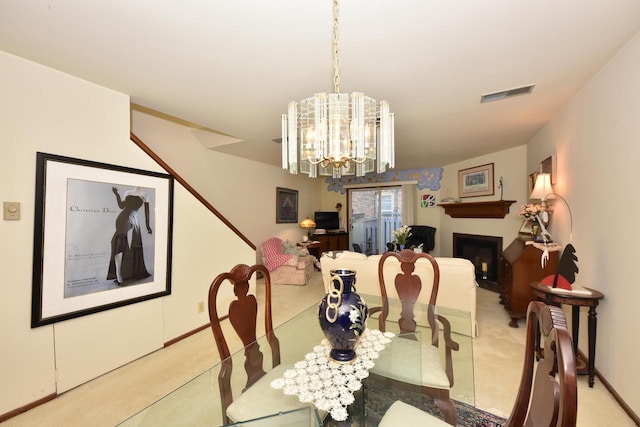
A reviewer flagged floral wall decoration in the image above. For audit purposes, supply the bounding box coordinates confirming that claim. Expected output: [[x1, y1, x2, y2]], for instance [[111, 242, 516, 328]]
[[325, 168, 443, 194], [421, 193, 437, 208]]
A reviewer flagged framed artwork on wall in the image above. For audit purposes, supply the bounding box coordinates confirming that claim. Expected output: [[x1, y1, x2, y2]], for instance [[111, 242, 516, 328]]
[[541, 155, 556, 184], [528, 172, 538, 196], [276, 187, 298, 223], [458, 163, 494, 198], [519, 219, 534, 235], [31, 152, 174, 327]]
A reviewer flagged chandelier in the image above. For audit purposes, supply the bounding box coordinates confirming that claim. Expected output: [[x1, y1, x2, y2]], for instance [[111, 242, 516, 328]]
[[282, 0, 395, 178]]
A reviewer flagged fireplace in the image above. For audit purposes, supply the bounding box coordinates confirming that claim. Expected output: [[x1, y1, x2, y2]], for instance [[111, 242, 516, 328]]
[[453, 233, 502, 292]]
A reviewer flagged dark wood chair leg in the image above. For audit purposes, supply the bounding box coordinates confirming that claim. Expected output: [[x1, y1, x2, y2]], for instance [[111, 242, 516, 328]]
[[433, 397, 457, 426]]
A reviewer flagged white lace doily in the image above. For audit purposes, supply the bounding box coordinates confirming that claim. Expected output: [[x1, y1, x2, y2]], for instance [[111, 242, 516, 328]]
[[270, 328, 395, 421]]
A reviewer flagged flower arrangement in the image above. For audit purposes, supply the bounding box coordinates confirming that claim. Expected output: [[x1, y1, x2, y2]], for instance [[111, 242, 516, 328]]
[[392, 225, 412, 245], [518, 204, 545, 223]]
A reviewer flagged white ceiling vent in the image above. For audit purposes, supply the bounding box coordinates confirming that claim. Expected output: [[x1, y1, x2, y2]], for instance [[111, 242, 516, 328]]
[[481, 84, 535, 103]]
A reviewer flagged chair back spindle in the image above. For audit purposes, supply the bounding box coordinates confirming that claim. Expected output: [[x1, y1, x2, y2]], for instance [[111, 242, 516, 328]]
[[506, 301, 577, 427], [377, 249, 440, 335]]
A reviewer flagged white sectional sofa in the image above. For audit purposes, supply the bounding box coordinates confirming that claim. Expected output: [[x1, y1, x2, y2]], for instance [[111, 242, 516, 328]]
[[320, 251, 479, 336]]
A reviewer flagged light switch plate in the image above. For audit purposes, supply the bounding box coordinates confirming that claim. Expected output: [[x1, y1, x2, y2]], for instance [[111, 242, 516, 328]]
[[3, 202, 20, 220]]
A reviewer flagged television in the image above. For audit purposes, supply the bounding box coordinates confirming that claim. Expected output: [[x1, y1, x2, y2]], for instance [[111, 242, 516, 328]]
[[314, 211, 340, 231]]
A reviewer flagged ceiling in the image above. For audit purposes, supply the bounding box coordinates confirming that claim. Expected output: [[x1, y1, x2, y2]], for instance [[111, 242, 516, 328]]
[[2, 1, 640, 170]]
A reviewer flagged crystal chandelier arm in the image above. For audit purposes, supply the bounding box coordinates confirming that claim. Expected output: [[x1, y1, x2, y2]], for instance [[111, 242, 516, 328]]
[[308, 156, 326, 165]]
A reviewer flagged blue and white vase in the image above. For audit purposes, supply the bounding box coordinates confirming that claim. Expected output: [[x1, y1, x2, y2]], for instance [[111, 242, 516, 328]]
[[318, 269, 368, 362]]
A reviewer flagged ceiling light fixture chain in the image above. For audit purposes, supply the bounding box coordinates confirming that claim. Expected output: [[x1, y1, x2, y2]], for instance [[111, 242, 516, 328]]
[[333, 0, 340, 94], [282, 0, 395, 178]]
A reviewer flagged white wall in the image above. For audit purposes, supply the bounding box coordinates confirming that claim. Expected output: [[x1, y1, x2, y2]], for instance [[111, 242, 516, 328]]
[[312, 148, 525, 258], [317, 181, 346, 219], [0, 51, 253, 415], [412, 186, 443, 255], [528, 30, 640, 414], [131, 111, 321, 259], [438, 146, 528, 256]]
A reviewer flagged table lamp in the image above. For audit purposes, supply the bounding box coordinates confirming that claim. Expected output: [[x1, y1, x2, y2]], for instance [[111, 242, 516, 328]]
[[299, 217, 316, 240], [530, 172, 552, 201]]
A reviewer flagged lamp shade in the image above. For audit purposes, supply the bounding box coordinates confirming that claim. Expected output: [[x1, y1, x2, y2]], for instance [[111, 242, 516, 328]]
[[299, 218, 316, 229], [530, 173, 552, 200]]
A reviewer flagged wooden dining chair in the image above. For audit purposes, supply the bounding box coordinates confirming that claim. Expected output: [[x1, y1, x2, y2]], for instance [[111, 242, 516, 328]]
[[505, 301, 577, 426], [208, 263, 318, 425], [379, 301, 577, 427], [373, 249, 459, 425]]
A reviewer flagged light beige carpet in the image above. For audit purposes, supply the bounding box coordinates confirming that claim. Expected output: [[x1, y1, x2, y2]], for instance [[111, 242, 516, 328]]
[[1, 272, 634, 426]]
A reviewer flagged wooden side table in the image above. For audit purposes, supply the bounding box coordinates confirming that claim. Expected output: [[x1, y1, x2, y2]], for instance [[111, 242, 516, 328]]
[[297, 241, 321, 258], [529, 281, 604, 387]]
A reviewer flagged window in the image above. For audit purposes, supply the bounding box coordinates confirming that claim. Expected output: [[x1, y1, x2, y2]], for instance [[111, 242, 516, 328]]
[[349, 186, 402, 255], [381, 193, 394, 213]]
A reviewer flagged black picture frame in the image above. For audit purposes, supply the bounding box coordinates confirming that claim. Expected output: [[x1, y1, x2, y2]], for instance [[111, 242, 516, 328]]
[[276, 187, 298, 224], [32, 152, 174, 327]]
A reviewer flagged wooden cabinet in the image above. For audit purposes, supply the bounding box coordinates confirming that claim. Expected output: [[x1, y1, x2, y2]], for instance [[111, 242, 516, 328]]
[[501, 238, 559, 327], [314, 233, 349, 254]]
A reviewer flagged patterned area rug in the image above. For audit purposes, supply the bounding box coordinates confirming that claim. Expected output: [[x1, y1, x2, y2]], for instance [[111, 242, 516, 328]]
[[365, 375, 506, 427]]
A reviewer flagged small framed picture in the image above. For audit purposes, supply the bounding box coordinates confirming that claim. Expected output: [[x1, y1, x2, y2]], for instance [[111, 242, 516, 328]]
[[519, 219, 534, 235], [276, 187, 298, 223], [458, 163, 494, 198]]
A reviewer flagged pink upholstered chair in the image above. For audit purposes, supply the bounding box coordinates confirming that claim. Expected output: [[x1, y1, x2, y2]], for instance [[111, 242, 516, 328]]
[[261, 237, 315, 285]]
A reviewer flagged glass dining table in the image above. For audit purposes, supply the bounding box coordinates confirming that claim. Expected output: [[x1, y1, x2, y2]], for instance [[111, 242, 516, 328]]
[[118, 294, 474, 426]]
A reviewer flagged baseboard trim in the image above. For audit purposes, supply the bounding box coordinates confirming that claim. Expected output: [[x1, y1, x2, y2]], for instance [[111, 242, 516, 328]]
[[0, 393, 56, 423], [598, 372, 640, 425], [577, 349, 640, 424], [162, 316, 228, 348], [164, 323, 211, 347]]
